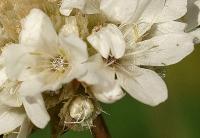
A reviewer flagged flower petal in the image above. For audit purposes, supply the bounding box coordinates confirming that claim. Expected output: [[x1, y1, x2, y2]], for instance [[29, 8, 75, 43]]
[[116, 66, 168, 106], [87, 24, 126, 59], [59, 35, 89, 82], [20, 9, 58, 49], [2, 44, 34, 80], [90, 64, 124, 103], [18, 76, 45, 96], [0, 106, 26, 135], [22, 94, 50, 128], [134, 33, 194, 66], [0, 68, 7, 86], [60, 0, 100, 16], [91, 81, 125, 104], [137, 0, 187, 23], [100, 0, 138, 23], [60, 34, 88, 63], [79, 54, 125, 103], [62, 63, 88, 84], [20, 71, 66, 96], [0, 81, 22, 107], [121, 21, 186, 46], [78, 54, 104, 85], [156, 0, 187, 22], [149, 21, 186, 36], [6, 117, 33, 138]]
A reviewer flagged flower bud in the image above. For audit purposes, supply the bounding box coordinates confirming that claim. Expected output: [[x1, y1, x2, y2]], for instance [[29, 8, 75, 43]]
[[69, 97, 94, 121]]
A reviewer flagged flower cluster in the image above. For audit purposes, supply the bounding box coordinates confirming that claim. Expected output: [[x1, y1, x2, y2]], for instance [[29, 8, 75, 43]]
[[0, 0, 199, 137]]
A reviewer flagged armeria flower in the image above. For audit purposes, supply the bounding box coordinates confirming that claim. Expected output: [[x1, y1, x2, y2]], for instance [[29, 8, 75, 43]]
[[0, 69, 28, 136], [61, 0, 193, 105], [0, 67, 50, 133], [85, 1, 194, 106], [2, 9, 88, 96], [87, 23, 194, 106], [184, 0, 200, 44], [58, 13, 125, 103]]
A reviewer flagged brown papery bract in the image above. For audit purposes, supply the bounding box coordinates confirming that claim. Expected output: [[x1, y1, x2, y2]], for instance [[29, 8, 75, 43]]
[[0, 0, 64, 45]]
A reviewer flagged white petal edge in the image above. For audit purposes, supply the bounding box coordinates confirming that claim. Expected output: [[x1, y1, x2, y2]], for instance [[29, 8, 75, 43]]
[[0, 105, 26, 135], [22, 94, 50, 128], [0, 81, 22, 107], [60, 0, 100, 16], [2, 44, 33, 80], [100, 0, 138, 23], [91, 81, 125, 104], [60, 34, 88, 63], [133, 33, 194, 66], [137, 0, 187, 23], [87, 24, 126, 59], [20, 8, 58, 49], [116, 66, 168, 106], [0, 68, 7, 86]]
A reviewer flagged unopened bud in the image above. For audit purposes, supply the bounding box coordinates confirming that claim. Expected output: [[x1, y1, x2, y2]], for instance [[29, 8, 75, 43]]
[[69, 97, 94, 121]]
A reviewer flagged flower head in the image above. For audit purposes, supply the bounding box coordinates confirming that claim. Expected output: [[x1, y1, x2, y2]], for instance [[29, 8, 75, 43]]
[[84, 0, 194, 106], [2, 9, 88, 96], [0, 68, 50, 135], [0, 0, 197, 137]]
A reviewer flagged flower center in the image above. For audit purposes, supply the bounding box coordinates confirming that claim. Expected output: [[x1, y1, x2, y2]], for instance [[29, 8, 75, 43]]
[[50, 55, 69, 72], [104, 56, 118, 66], [29, 49, 71, 75]]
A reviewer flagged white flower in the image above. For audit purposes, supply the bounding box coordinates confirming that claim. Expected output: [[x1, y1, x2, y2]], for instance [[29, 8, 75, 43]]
[[78, 0, 192, 106], [0, 78, 33, 136], [0, 68, 50, 130], [2, 9, 88, 96], [86, 21, 194, 106]]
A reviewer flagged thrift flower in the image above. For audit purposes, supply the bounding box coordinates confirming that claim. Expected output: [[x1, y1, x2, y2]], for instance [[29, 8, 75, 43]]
[[2, 9, 89, 96]]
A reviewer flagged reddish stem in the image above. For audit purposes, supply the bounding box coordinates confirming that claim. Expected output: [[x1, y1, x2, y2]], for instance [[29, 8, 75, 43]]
[[92, 115, 111, 138]]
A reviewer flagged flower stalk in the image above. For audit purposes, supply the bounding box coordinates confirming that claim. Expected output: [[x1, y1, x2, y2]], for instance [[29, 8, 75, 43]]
[[92, 115, 111, 138]]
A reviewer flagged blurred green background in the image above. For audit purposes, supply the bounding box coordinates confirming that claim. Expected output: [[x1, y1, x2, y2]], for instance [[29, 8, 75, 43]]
[[30, 46, 200, 138]]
